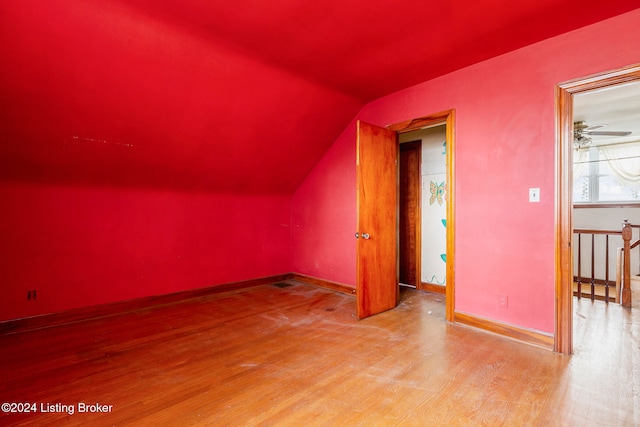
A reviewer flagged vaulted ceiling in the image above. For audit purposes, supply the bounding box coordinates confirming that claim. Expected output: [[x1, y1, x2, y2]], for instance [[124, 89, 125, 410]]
[[1, 1, 638, 192]]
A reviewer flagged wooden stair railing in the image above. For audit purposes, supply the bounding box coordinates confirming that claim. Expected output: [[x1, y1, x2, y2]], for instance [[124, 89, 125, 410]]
[[574, 228, 621, 303], [573, 220, 635, 307], [621, 220, 638, 308]]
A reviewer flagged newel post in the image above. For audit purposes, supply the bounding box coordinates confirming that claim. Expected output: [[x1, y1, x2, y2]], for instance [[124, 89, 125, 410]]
[[621, 220, 632, 308]]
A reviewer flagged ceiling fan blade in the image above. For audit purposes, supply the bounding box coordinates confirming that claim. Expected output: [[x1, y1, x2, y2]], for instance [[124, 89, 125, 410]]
[[585, 130, 632, 136]]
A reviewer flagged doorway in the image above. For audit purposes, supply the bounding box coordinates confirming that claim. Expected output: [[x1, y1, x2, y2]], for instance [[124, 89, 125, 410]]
[[555, 64, 640, 355], [399, 125, 448, 296], [572, 81, 640, 302], [356, 110, 456, 321]]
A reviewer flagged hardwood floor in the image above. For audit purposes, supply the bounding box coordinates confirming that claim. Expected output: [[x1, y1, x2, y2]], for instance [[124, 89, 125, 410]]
[[1, 282, 638, 426]]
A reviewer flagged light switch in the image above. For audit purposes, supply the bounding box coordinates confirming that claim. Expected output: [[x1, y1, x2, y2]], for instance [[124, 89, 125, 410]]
[[529, 188, 540, 202]]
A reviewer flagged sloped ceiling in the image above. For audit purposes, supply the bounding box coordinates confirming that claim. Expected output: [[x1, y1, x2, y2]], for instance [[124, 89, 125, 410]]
[[1, 0, 638, 193]]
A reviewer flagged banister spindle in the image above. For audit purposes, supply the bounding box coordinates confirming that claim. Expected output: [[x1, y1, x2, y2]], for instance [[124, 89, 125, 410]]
[[621, 220, 632, 308], [605, 234, 610, 303], [577, 233, 582, 299], [590, 234, 595, 301]]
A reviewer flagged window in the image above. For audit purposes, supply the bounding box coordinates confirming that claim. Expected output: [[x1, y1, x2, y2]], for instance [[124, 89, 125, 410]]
[[573, 143, 640, 204]]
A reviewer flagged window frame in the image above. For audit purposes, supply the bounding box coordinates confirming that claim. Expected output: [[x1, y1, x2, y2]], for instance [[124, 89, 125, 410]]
[[573, 144, 640, 207]]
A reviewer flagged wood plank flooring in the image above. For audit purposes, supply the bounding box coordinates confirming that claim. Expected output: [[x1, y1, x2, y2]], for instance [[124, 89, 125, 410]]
[[1, 281, 638, 426]]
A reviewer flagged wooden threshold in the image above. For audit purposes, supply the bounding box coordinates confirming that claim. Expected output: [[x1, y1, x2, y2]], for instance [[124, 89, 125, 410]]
[[454, 311, 554, 351]]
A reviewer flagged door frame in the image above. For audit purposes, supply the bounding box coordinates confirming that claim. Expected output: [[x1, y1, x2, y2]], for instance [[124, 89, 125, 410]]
[[388, 109, 456, 321], [554, 63, 640, 355]]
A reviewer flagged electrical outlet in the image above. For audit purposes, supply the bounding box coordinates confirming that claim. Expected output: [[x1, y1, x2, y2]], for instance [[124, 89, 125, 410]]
[[498, 294, 508, 308], [27, 290, 37, 300]]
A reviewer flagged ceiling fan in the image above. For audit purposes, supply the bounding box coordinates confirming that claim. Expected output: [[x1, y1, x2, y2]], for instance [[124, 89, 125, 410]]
[[573, 121, 632, 148]]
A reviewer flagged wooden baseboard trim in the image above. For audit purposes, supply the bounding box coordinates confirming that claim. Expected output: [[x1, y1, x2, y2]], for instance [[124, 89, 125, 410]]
[[418, 282, 446, 295], [290, 273, 356, 296], [0, 274, 291, 336], [454, 311, 554, 351]]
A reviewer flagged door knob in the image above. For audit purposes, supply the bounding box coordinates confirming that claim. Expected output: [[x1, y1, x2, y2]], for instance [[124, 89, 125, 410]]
[[362, 233, 370, 239], [355, 232, 359, 238]]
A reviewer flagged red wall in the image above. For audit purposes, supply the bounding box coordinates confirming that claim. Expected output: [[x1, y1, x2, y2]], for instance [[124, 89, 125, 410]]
[[292, 9, 640, 334], [292, 123, 358, 285], [0, 182, 292, 322], [2, 8, 638, 330]]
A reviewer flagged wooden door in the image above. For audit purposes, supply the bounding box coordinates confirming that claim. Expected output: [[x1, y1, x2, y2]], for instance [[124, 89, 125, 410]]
[[356, 120, 398, 319], [399, 141, 421, 286]]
